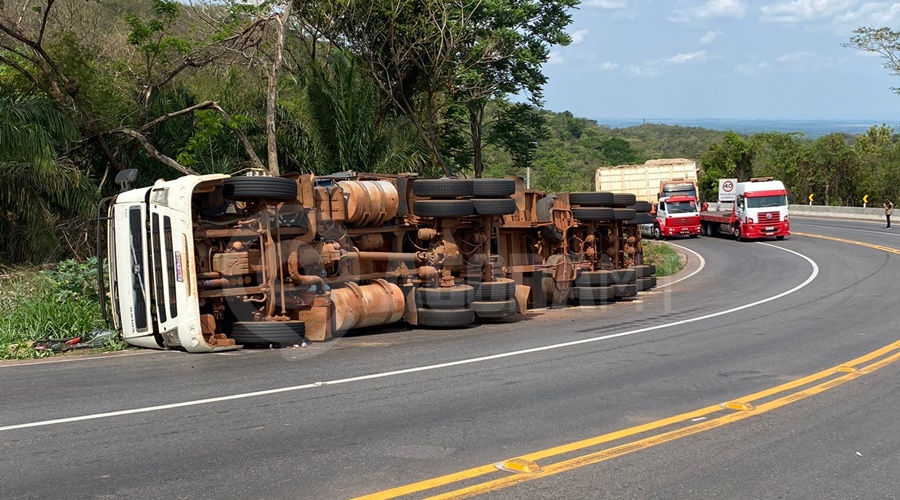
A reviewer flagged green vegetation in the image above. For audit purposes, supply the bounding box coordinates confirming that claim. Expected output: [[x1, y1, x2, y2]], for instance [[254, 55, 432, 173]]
[[642, 242, 683, 277], [0, 259, 112, 360]]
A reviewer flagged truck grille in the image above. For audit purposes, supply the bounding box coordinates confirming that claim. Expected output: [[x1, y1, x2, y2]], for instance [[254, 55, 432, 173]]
[[757, 211, 781, 223], [672, 216, 699, 226]]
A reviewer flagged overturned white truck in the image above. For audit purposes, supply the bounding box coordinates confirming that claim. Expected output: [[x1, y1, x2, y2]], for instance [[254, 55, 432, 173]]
[[99, 170, 657, 353]]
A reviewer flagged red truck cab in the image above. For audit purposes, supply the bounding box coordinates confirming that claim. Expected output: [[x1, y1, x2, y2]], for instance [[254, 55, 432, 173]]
[[652, 195, 701, 239]]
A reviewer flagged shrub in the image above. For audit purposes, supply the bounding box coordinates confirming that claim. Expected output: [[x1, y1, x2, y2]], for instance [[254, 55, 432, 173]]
[[642, 242, 683, 277], [0, 259, 112, 360]]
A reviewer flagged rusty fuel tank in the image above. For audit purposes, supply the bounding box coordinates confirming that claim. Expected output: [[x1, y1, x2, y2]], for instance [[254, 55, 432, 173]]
[[330, 279, 405, 332], [338, 180, 400, 227]]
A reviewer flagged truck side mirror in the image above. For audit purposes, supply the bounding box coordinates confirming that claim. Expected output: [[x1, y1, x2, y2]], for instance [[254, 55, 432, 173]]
[[115, 169, 139, 192]]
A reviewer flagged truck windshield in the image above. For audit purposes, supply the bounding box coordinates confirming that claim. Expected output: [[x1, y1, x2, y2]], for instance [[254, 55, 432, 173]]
[[667, 200, 697, 213], [746, 195, 787, 208], [663, 187, 697, 199]]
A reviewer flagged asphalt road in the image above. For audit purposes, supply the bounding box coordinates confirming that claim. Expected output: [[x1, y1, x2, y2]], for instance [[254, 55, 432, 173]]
[[3, 216, 900, 500]]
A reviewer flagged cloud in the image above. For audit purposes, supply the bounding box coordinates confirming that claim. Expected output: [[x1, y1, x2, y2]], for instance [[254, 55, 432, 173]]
[[699, 30, 721, 44], [671, 0, 747, 22], [583, 0, 629, 8], [547, 51, 565, 65], [759, 0, 858, 23], [628, 65, 661, 77], [599, 61, 619, 70], [832, 2, 900, 30], [667, 50, 709, 63], [570, 29, 589, 45], [734, 50, 825, 75]]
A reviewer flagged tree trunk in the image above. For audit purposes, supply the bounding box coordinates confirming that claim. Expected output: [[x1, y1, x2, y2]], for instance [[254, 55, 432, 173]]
[[265, 1, 292, 177], [469, 104, 484, 177]]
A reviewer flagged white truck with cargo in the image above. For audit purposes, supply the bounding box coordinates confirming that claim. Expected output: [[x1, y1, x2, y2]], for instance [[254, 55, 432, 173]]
[[595, 159, 699, 205]]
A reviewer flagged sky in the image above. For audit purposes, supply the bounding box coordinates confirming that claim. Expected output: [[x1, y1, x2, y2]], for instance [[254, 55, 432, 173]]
[[540, 0, 900, 121]]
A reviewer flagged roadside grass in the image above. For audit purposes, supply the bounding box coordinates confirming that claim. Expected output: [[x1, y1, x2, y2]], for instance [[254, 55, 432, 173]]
[[0, 259, 121, 360], [642, 241, 683, 277]]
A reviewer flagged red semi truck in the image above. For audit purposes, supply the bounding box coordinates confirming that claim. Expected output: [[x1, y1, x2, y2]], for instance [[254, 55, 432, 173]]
[[649, 195, 701, 239], [699, 178, 790, 241]]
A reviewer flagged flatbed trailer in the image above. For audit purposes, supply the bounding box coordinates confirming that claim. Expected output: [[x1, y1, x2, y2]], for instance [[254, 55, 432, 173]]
[[698, 178, 790, 241]]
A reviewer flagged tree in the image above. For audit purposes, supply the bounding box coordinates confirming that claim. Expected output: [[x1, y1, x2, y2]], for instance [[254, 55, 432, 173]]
[[699, 131, 754, 201], [845, 27, 900, 94], [0, 95, 95, 263], [452, 0, 577, 177]]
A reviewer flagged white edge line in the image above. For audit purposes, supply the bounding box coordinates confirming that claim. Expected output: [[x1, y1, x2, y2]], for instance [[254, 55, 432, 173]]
[[0, 244, 818, 433], [656, 242, 705, 289]]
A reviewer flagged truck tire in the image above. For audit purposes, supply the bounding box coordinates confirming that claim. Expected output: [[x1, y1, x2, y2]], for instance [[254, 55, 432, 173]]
[[652, 224, 663, 240], [613, 208, 637, 221], [417, 307, 476, 328], [414, 199, 474, 217], [626, 213, 654, 225], [632, 265, 652, 278], [572, 207, 615, 222], [412, 178, 473, 197], [569, 192, 614, 207], [474, 278, 516, 301], [230, 321, 306, 345], [472, 178, 516, 197], [612, 283, 638, 298], [416, 285, 475, 310], [471, 299, 517, 318], [574, 286, 614, 305], [576, 270, 614, 287], [223, 177, 298, 202], [734, 224, 743, 241], [472, 198, 517, 215], [637, 276, 657, 291], [611, 268, 636, 284], [612, 193, 637, 207], [628, 201, 653, 213]]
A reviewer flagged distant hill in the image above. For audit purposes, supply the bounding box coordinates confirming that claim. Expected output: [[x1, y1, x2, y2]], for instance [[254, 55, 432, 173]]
[[596, 118, 895, 139]]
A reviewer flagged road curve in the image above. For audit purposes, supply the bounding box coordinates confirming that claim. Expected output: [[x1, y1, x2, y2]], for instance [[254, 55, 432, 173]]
[[3, 216, 900, 499]]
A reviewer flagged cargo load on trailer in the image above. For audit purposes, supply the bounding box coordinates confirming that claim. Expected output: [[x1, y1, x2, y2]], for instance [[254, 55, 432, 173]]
[[595, 159, 698, 204]]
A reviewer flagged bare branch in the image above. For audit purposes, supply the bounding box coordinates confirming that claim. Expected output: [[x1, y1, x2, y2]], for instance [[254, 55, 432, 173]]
[[108, 129, 198, 176]]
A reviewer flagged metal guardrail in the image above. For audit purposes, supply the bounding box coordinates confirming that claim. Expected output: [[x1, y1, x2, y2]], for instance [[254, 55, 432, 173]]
[[788, 204, 885, 222]]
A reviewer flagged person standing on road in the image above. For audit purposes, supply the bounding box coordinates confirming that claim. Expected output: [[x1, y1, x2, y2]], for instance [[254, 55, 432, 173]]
[[884, 199, 894, 228]]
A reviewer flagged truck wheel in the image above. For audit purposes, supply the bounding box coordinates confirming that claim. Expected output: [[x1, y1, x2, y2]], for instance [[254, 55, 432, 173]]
[[472, 178, 516, 197], [230, 321, 306, 345], [611, 268, 636, 284], [632, 265, 652, 278], [412, 178, 473, 197], [471, 299, 517, 318], [612, 193, 637, 208], [472, 198, 517, 215], [474, 278, 516, 301], [416, 285, 475, 310], [576, 270, 614, 287], [414, 199, 474, 217], [417, 308, 476, 328], [652, 224, 662, 240], [223, 177, 298, 202], [626, 213, 654, 225], [612, 283, 638, 299], [613, 208, 637, 221], [574, 286, 614, 305], [628, 201, 653, 213], [734, 224, 743, 241], [569, 192, 614, 207], [637, 276, 657, 291], [572, 207, 615, 221]]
